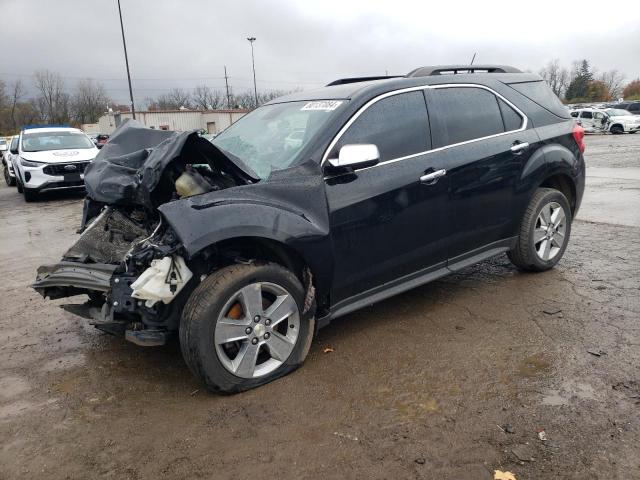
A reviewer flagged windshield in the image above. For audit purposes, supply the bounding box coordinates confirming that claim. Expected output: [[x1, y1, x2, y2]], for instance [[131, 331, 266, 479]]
[[605, 109, 631, 117], [213, 100, 345, 179], [22, 131, 95, 152]]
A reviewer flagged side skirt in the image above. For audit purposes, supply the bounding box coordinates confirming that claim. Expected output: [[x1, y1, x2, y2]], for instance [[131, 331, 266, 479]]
[[317, 237, 516, 329]]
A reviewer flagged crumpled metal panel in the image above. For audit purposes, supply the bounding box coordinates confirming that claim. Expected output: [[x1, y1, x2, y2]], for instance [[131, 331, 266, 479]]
[[64, 208, 148, 264]]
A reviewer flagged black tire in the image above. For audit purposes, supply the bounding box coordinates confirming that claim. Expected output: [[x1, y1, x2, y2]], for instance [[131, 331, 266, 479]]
[[610, 125, 624, 135], [23, 188, 38, 202], [629, 131, 637, 134], [16, 178, 23, 193], [508, 188, 572, 272], [3, 163, 16, 186], [180, 263, 315, 394]]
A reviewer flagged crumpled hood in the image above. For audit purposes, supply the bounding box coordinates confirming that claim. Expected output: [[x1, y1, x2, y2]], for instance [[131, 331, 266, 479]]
[[21, 148, 98, 163], [83, 120, 259, 209]]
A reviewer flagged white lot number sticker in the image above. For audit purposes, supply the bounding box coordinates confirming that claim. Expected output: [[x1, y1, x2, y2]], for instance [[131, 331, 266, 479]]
[[301, 100, 343, 111]]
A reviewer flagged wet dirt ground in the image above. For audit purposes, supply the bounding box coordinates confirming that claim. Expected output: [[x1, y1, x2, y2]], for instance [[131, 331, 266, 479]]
[[1, 134, 639, 479]]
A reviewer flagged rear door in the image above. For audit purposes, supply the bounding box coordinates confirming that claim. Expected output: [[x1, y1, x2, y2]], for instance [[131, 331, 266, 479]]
[[425, 85, 540, 262], [578, 110, 595, 131], [325, 90, 450, 303]]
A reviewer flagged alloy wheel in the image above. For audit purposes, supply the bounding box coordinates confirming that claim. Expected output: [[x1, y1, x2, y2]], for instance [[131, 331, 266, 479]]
[[534, 201, 567, 261], [214, 282, 300, 378]]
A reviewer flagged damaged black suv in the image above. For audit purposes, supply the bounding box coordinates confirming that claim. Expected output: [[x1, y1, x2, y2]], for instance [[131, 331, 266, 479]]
[[34, 65, 585, 393]]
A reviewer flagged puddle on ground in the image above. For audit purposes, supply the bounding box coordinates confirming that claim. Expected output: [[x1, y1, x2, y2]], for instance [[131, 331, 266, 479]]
[[0, 376, 30, 399], [518, 353, 552, 378], [542, 382, 598, 406]]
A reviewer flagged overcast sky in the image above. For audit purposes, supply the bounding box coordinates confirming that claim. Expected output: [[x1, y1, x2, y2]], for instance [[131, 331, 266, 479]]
[[1, 0, 639, 106]]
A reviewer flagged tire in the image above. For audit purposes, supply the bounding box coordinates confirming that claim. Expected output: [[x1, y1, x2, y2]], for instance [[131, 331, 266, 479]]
[[610, 125, 624, 135], [23, 188, 38, 202], [629, 131, 637, 134], [3, 163, 16, 186], [508, 188, 572, 272], [180, 263, 315, 394], [16, 178, 23, 193]]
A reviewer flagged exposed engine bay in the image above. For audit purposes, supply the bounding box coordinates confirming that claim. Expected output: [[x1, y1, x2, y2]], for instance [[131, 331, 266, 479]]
[[33, 120, 259, 346]]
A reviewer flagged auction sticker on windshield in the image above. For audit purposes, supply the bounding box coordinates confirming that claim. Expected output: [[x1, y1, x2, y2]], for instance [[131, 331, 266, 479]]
[[301, 100, 343, 111]]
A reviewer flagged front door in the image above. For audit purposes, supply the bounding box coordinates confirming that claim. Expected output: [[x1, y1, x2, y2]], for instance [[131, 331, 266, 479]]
[[324, 90, 450, 304]]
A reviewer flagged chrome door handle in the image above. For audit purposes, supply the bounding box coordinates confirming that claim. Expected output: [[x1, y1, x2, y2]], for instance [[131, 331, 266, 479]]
[[510, 142, 530, 153], [419, 169, 446, 184]]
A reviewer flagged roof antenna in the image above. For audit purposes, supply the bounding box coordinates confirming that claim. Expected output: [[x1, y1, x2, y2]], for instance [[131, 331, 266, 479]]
[[470, 53, 477, 65]]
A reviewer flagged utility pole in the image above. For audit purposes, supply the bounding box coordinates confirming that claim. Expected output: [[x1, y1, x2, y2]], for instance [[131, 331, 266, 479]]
[[247, 37, 258, 108], [117, 0, 136, 119], [470, 52, 477, 65], [224, 66, 232, 109]]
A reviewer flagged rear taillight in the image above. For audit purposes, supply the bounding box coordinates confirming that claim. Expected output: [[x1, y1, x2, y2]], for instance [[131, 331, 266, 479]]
[[573, 124, 585, 154]]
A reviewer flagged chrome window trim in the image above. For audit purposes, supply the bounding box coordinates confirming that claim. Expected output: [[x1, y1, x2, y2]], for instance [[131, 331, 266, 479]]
[[321, 83, 528, 169]]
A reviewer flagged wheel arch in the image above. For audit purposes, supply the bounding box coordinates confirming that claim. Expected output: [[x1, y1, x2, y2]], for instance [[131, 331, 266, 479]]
[[190, 235, 330, 315], [539, 173, 576, 214]]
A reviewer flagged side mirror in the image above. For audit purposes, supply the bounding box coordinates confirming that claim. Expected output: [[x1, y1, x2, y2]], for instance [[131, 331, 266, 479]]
[[328, 144, 380, 170], [10, 148, 18, 155]]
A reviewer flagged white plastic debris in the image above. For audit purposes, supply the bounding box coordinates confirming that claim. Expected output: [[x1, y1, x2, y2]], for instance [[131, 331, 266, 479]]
[[130, 256, 193, 307]]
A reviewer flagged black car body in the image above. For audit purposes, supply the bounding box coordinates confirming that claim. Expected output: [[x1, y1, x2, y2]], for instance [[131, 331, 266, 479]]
[[34, 65, 585, 392]]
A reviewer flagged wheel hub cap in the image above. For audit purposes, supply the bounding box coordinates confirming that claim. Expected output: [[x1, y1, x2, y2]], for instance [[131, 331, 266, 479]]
[[534, 201, 567, 261], [214, 282, 300, 379]]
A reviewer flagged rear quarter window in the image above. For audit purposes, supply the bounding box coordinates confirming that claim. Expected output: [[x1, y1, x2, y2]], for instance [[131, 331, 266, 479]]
[[507, 80, 570, 119]]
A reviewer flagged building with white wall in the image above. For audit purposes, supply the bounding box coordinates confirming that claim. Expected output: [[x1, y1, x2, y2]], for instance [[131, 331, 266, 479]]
[[96, 109, 248, 134]]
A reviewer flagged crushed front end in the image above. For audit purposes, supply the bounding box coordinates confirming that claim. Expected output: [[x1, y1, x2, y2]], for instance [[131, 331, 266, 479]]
[[32, 120, 258, 346]]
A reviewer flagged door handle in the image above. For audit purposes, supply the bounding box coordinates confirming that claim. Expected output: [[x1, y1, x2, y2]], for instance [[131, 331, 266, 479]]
[[510, 142, 530, 154], [419, 169, 446, 185]]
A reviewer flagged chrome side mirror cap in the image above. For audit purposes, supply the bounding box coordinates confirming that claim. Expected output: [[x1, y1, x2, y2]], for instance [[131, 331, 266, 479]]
[[328, 144, 380, 170]]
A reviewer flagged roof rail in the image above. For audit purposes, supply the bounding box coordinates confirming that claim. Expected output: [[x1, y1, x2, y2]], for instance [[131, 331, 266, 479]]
[[326, 76, 401, 86], [406, 65, 521, 77]]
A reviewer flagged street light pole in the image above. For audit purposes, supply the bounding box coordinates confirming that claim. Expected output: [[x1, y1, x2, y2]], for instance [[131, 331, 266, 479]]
[[247, 37, 258, 108], [117, 0, 136, 119]]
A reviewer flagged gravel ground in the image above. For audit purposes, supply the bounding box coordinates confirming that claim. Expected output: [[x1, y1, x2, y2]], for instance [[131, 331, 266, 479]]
[[0, 134, 639, 479]]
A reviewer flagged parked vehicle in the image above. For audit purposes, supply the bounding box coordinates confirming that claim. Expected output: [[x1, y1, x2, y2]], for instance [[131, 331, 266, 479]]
[[33, 64, 585, 393], [0, 138, 7, 159], [615, 101, 640, 115], [12, 126, 99, 201], [570, 107, 640, 134], [95, 134, 110, 149], [3, 136, 18, 186]]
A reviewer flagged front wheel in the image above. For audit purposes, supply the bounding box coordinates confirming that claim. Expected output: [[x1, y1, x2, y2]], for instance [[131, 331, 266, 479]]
[[3, 163, 16, 186], [180, 263, 315, 393], [610, 125, 624, 135], [23, 188, 38, 202], [508, 188, 572, 272]]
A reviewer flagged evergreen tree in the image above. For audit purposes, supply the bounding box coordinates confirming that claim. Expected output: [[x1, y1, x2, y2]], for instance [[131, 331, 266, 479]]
[[565, 59, 593, 101]]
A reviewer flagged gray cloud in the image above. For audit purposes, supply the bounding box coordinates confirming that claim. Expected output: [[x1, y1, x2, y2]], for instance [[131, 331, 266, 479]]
[[1, 0, 639, 105]]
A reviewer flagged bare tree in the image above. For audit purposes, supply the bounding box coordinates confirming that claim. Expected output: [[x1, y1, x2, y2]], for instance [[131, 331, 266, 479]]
[[539, 59, 570, 98], [33, 70, 70, 123], [9, 80, 27, 130], [192, 85, 223, 110], [598, 70, 626, 100], [166, 88, 192, 109], [71, 78, 110, 124]]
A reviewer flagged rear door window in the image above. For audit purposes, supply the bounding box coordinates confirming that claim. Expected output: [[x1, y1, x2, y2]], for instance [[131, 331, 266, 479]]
[[581, 111, 593, 119], [429, 87, 505, 148], [334, 91, 430, 162]]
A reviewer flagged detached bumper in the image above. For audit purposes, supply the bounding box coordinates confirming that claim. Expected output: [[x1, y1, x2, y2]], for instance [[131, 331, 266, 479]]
[[33, 262, 117, 299]]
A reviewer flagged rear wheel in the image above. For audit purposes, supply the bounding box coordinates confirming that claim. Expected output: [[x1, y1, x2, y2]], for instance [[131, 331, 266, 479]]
[[180, 263, 315, 393], [508, 188, 572, 272]]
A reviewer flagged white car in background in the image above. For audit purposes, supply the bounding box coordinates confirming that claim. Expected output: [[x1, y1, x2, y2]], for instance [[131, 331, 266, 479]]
[[570, 108, 640, 134], [12, 126, 99, 201], [3, 136, 18, 186]]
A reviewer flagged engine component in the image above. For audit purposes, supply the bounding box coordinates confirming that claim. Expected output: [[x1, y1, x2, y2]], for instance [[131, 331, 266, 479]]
[[130, 255, 193, 307], [175, 167, 213, 198]]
